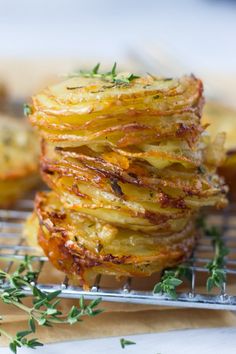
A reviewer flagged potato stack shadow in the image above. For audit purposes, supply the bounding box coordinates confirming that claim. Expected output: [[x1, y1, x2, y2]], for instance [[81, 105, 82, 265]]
[[25, 67, 228, 288]]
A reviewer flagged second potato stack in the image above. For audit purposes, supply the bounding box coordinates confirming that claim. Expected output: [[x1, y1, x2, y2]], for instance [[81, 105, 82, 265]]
[[27, 65, 227, 288]]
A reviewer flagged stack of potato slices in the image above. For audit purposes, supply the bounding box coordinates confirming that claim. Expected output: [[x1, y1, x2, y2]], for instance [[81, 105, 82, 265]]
[[26, 65, 227, 287]]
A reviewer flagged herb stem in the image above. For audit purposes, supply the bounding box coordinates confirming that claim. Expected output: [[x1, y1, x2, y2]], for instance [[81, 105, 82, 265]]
[[9, 300, 32, 314], [0, 328, 14, 341], [70, 63, 140, 85], [8, 299, 73, 324], [203, 223, 229, 292], [0, 256, 103, 353]]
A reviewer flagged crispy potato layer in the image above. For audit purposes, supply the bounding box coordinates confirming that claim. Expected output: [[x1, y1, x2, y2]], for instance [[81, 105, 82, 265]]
[[26, 72, 228, 287], [25, 191, 197, 287]]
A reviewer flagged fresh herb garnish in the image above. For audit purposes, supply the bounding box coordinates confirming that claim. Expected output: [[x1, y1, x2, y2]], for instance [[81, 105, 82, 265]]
[[196, 216, 229, 291], [0, 256, 103, 353], [146, 72, 157, 80], [70, 63, 140, 85], [197, 165, 206, 174], [23, 104, 32, 117], [110, 178, 124, 196], [66, 86, 84, 90], [120, 338, 136, 349], [153, 265, 191, 299], [205, 225, 229, 292], [96, 242, 103, 253], [154, 217, 229, 298]]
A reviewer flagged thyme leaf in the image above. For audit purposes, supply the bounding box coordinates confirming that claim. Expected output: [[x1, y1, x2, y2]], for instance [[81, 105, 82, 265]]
[[70, 63, 140, 85], [23, 104, 32, 117], [120, 338, 136, 349], [153, 265, 190, 299]]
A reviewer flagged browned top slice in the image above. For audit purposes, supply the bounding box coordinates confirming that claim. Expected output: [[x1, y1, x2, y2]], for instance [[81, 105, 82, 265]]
[[31, 74, 203, 118]]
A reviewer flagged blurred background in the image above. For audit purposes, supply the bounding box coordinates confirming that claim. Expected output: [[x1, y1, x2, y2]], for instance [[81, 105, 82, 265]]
[[0, 0, 236, 105]]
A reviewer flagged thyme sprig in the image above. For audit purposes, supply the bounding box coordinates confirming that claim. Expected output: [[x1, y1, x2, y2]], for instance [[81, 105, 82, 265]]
[[71, 63, 140, 85], [0, 256, 103, 353], [154, 216, 229, 298], [153, 265, 191, 299], [204, 225, 229, 292], [197, 216, 229, 291]]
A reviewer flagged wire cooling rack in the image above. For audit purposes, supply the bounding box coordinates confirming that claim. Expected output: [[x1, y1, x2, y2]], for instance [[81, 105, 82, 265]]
[[0, 197, 236, 311]]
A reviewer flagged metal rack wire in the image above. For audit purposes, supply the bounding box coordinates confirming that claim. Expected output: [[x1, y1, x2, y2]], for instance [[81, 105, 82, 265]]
[[0, 198, 236, 310]]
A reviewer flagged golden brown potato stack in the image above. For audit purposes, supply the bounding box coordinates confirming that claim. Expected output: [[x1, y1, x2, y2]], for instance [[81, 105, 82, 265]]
[[25, 65, 228, 288]]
